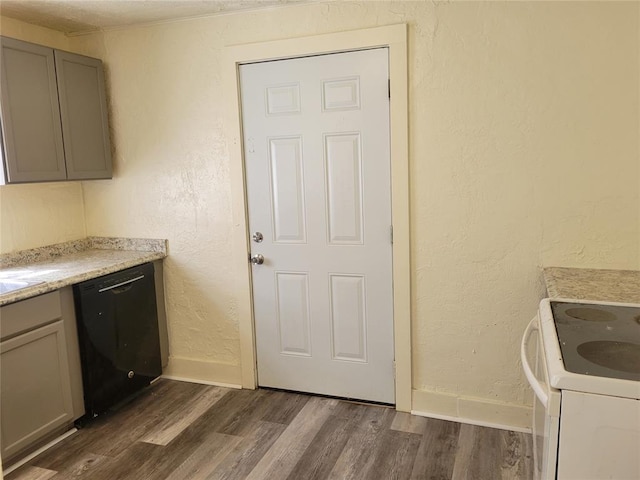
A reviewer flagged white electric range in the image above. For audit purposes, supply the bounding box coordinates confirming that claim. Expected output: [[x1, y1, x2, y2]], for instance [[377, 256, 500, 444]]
[[521, 298, 640, 480]]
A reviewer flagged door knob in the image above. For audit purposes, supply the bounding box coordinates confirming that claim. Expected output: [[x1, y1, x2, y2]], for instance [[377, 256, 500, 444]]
[[250, 254, 264, 265]]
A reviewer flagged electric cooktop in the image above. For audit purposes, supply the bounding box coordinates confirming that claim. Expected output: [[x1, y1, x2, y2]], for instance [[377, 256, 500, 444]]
[[551, 301, 640, 382]]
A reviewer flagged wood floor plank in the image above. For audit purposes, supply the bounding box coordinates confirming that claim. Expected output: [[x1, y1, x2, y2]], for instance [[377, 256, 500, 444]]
[[410, 417, 461, 480], [32, 378, 209, 469], [50, 453, 113, 479], [95, 430, 233, 480], [101, 388, 264, 480], [5, 466, 57, 480], [71, 441, 164, 480], [43, 390, 219, 479], [499, 429, 534, 480], [140, 387, 257, 453], [259, 390, 310, 425], [519, 428, 534, 480], [369, 429, 422, 480], [181, 388, 269, 441], [327, 404, 396, 480], [163, 433, 242, 480], [140, 385, 228, 445], [119, 407, 248, 480], [206, 421, 287, 480], [26, 430, 94, 473], [214, 389, 282, 436], [451, 424, 501, 480], [243, 396, 338, 480], [391, 411, 428, 434], [87, 380, 218, 456], [115, 427, 234, 480], [286, 401, 391, 480]]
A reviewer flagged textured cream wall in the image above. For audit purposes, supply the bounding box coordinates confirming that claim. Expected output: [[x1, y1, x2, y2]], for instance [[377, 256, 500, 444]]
[[63, 1, 639, 413], [0, 183, 86, 253], [0, 16, 69, 50], [0, 17, 86, 254], [408, 1, 639, 408]]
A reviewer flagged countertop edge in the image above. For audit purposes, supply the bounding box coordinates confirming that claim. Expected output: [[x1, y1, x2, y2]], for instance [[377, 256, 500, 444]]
[[0, 237, 167, 269], [542, 268, 562, 298], [0, 250, 166, 307], [543, 266, 640, 304]]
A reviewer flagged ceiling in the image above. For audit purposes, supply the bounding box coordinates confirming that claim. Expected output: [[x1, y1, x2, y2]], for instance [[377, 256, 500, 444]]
[[0, 0, 315, 35]]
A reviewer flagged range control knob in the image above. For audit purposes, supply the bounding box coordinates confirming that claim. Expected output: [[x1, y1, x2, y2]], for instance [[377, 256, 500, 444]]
[[128, 371, 135, 379]]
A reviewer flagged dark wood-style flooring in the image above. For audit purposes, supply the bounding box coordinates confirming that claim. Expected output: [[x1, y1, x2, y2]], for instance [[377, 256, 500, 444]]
[[5, 379, 533, 480]]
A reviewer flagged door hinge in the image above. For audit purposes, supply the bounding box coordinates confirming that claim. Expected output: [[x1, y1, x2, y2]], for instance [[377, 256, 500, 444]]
[[388, 79, 391, 99], [390, 225, 394, 244], [393, 360, 396, 379]]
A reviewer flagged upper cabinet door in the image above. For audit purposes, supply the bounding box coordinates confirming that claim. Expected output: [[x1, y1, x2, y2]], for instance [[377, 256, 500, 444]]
[[55, 50, 112, 180], [0, 37, 67, 183]]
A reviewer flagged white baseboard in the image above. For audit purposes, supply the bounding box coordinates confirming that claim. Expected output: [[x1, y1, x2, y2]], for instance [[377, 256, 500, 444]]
[[162, 356, 242, 389], [161, 374, 242, 389], [411, 389, 532, 433]]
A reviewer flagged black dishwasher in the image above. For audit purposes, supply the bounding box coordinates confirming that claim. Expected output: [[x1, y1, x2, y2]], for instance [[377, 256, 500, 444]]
[[73, 262, 161, 418]]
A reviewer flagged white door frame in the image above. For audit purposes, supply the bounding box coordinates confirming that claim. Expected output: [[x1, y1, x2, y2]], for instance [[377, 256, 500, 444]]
[[223, 24, 411, 411]]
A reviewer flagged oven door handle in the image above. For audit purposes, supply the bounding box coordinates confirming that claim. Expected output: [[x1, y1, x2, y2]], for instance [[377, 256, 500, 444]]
[[521, 315, 549, 408]]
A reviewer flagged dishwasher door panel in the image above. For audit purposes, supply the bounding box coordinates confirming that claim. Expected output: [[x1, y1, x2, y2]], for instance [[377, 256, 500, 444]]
[[74, 262, 161, 417]]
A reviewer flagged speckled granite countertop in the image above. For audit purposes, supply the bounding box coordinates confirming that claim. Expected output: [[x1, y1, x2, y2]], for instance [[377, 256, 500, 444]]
[[0, 237, 167, 306], [543, 267, 640, 304]]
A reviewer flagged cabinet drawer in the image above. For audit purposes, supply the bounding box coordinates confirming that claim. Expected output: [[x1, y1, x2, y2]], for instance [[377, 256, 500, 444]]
[[0, 291, 62, 340]]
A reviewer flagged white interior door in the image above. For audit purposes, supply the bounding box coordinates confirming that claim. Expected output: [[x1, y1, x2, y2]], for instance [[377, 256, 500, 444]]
[[240, 48, 394, 404]]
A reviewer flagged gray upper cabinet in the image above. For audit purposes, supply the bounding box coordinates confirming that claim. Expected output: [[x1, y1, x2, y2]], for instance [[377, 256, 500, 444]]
[[55, 50, 112, 180], [0, 36, 112, 183], [0, 37, 67, 183]]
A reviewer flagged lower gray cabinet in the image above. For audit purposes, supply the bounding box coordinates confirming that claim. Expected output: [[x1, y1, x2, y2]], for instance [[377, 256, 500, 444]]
[[0, 320, 74, 459], [0, 289, 83, 464]]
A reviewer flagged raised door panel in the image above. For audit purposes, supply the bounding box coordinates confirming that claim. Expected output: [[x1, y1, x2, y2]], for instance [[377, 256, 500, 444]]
[[329, 274, 367, 362], [0, 320, 74, 460], [55, 50, 112, 180], [324, 133, 364, 245], [269, 136, 307, 243], [0, 37, 66, 183], [275, 272, 312, 356]]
